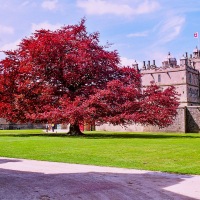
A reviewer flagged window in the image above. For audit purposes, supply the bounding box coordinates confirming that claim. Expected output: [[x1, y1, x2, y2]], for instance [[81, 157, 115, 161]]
[[158, 74, 161, 82], [189, 73, 192, 83]]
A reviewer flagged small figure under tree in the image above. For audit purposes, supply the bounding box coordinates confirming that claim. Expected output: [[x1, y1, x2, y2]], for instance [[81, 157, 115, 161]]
[[0, 19, 179, 135]]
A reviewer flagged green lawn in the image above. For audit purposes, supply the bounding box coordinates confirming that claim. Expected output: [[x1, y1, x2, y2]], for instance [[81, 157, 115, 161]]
[[0, 129, 200, 175]]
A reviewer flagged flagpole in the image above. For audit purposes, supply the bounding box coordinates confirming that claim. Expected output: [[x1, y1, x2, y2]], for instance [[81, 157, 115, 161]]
[[198, 33, 199, 57], [198, 34, 200, 57], [194, 32, 199, 57]]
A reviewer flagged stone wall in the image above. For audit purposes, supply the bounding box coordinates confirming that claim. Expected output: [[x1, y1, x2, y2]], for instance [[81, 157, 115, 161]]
[[96, 123, 144, 132], [1, 124, 46, 130], [96, 107, 186, 133], [143, 107, 186, 133], [0, 118, 45, 130], [186, 106, 200, 133], [96, 107, 200, 133]]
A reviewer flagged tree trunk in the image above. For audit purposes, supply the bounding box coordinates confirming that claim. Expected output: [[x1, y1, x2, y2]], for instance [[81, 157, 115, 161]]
[[67, 123, 84, 136]]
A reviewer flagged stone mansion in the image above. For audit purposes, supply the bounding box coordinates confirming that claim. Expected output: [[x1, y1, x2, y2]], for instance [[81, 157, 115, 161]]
[[97, 47, 200, 133]]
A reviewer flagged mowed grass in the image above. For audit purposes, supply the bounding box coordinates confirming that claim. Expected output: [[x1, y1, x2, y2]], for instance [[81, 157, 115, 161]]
[[0, 129, 200, 175]]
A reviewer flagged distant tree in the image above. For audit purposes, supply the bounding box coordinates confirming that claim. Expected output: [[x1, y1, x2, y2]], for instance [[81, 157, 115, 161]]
[[0, 19, 179, 135]]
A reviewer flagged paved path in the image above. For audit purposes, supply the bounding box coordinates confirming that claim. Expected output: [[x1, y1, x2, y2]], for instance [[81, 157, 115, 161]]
[[0, 157, 200, 200]]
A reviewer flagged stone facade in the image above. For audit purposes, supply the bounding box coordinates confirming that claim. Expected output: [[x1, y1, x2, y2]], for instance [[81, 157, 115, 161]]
[[140, 49, 200, 106], [139, 48, 200, 132]]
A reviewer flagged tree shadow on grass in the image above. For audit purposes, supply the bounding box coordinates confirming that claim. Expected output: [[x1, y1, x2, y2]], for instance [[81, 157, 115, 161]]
[[86, 132, 200, 139], [0, 158, 198, 200], [0, 132, 200, 139], [0, 133, 69, 138]]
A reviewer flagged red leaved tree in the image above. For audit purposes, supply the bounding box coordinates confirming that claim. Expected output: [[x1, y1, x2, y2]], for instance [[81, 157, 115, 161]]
[[0, 19, 179, 135]]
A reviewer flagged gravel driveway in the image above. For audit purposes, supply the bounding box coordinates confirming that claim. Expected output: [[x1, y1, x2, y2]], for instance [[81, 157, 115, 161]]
[[0, 157, 200, 200]]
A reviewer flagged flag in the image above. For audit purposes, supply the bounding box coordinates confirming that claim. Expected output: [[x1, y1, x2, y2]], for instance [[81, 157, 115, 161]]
[[194, 32, 198, 38]]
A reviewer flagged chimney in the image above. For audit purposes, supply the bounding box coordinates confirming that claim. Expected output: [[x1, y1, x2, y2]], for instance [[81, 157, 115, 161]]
[[186, 52, 188, 58], [142, 61, 146, 70], [189, 59, 192, 66], [153, 60, 155, 65]]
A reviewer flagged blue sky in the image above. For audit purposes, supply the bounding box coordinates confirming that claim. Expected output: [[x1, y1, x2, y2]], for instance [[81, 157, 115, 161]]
[[0, 0, 200, 67]]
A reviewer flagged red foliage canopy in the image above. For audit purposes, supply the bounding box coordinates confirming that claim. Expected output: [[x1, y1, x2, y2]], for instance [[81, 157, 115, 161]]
[[0, 19, 179, 135]]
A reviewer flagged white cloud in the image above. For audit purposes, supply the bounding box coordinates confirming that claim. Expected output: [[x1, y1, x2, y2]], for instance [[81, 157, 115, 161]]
[[120, 57, 142, 67], [77, 0, 160, 16], [41, 0, 58, 10], [20, 1, 30, 7], [77, 0, 133, 16], [20, 1, 37, 7], [127, 31, 148, 37], [0, 39, 21, 51], [0, 25, 14, 35], [158, 15, 185, 44], [135, 0, 160, 15], [31, 22, 62, 32]]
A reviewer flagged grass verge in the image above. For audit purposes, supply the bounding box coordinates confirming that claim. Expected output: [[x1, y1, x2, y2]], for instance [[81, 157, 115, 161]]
[[0, 130, 200, 175]]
